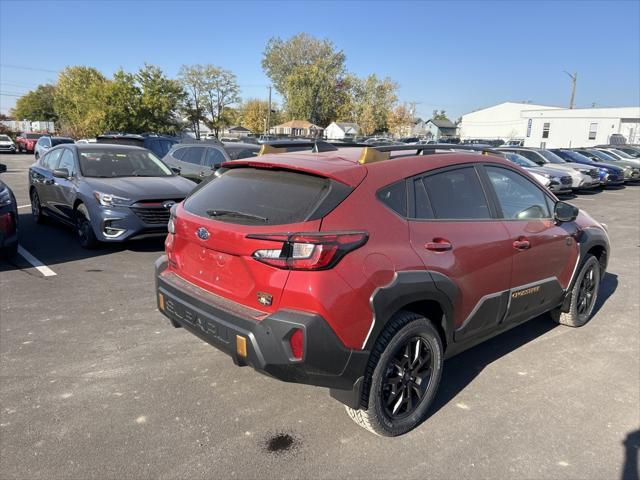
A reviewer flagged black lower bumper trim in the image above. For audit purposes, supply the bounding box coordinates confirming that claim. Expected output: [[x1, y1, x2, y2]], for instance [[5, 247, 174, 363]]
[[155, 256, 368, 402]]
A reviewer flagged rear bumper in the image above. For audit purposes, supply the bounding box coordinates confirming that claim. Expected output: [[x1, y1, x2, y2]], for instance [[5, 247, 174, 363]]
[[155, 256, 368, 407]]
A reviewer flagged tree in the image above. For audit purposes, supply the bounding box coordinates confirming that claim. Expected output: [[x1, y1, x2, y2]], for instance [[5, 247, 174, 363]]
[[240, 98, 269, 133], [387, 104, 414, 137], [178, 65, 207, 139], [262, 33, 347, 126], [54, 66, 107, 138], [200, 65, 240, 137], [432, 109, 449, 121], [102, 69, 141, 133], [354, 75, 398, 135], [137, 64, 185, 134], [11, 84, 58, 122]]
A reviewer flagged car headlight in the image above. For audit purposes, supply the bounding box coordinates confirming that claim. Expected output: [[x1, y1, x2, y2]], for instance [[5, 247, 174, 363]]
[[93, 191, 131, 207], [0, 187, 12, 207]]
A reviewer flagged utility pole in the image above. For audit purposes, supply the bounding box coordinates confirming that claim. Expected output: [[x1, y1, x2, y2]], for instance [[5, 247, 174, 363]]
[[266, 86, 272, 135], [564, 71, 577, 109]]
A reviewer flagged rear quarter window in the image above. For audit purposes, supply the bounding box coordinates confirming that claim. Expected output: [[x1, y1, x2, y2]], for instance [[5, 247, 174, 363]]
[[184, 167, 350, 225]]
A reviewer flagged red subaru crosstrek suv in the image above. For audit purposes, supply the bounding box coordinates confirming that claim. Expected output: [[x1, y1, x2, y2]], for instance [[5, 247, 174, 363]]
[[155, 144, 610, 436]]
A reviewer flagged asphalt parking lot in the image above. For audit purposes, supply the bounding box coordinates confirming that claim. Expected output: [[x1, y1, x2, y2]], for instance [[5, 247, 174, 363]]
[[1, 152, 638, 480]]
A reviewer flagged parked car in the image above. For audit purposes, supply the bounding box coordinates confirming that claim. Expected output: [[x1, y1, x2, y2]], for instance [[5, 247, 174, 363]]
[[0, 163, 18, 257], [96, 133, 177, 159], [609, 145, 640, 158], [556, 149, 627, 186], [497, 147, 600, 191], [0, 135, 16, 153], [75, 138, 97, 144], [501, 152, 573, 195], [34, 135, 75, 160], [15, 132, 44, 153], [592, 148, 640, 168], [222, 142, 261, 160], [504, 139, 524, 147], [156, 147, 609, 436], [29, 144, 195, 248], [161, 143, 230, 183]]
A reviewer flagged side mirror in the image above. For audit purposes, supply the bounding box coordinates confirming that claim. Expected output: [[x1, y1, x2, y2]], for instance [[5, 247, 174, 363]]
[[53, 168, 70, 179], [170, 167, 181, 174], [554, 201, 579, 223], [0, 164, 6, 173]]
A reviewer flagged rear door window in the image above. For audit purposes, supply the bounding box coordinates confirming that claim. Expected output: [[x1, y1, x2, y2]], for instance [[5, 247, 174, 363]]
[[183, 147, 205, 165], [417, 167, 491, 220], [184, 168, 335, 225]]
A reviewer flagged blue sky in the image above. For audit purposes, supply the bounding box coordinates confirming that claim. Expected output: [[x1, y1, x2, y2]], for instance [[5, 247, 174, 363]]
[[1, 0, 638, 120]]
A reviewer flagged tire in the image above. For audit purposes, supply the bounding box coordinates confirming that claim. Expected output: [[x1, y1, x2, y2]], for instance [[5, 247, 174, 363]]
[[345, 311, 443, 436], [30, 189, 46, 224], [0, 243, 18, 259], [75, 203, 98, 249], [551, 254, 601, 327]]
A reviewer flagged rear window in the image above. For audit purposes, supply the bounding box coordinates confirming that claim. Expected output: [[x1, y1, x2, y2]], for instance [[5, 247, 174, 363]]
[[52, 138, 74, 146], [184, 168, 342, 225]]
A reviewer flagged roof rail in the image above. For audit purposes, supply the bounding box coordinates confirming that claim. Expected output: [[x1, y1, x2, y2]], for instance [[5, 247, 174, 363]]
[[358, 144, 502, 164], [258, 140, 338, 156]]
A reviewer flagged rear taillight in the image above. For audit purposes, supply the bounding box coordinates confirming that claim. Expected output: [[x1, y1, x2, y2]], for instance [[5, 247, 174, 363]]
[[248, 232, 368, 270], [0, 213, 15, 235]]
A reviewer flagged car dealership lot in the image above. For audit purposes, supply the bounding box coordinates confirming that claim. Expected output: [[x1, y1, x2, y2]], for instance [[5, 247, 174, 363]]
[[0, 152, 638, 479]]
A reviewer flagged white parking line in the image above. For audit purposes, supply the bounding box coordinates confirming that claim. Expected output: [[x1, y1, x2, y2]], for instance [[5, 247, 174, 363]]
[[17, 245, 57, 277]]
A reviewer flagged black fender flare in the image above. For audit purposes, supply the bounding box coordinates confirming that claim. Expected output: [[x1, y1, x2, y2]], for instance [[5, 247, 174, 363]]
[[363, 270, 458, 351]]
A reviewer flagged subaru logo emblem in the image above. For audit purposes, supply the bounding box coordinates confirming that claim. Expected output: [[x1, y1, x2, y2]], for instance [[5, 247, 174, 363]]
[[162, 200, 176, 209], [196, 227, 210, 240]]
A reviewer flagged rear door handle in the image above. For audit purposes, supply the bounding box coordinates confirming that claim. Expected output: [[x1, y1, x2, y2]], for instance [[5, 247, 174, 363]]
[[513, 237, 531, 250], [425, 238, 452, 252]]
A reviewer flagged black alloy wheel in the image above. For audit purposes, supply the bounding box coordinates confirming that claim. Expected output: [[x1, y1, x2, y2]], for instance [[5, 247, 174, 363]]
[[382, 336, 433, 419]]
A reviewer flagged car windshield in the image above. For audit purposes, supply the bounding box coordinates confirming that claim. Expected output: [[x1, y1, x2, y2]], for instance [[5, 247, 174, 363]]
[[52, 138, 74, 146], [562, 150, 593, 163], [538, 150, 566, 164], [610, 149, 634, 159], [0, 135, 11, 141], [78, 148, 172, 178], [26, 133, 43, 139], [588, 150, 616, 161], [505, 152, 538, 168]]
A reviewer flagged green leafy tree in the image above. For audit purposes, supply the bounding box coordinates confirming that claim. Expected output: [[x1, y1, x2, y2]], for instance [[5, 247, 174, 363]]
[[354, 75, 398, 135], [54, 66, 107, 138], [262, 33, 347, 126], [178, 64, 207, 139], [102, 69, 141, 133], [11, 84, 58, 122], [201, 65, 240, 137], [137, 64, 185, 134], [432, 109, 449, 121]]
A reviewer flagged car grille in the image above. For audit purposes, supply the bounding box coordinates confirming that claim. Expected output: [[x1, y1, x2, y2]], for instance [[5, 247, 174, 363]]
[[130, 199, 183, 225], [560, 176, 572, 185]]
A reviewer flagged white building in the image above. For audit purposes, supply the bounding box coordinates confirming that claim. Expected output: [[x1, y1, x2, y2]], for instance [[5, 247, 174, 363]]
[[522, 106, 640, 148], [458, 102, 560, 141], [459, 102, 640, 147], [324, 122, 359, 140]]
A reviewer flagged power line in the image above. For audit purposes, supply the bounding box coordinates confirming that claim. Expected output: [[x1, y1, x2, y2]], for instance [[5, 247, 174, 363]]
[[0, 64, 59, 73]]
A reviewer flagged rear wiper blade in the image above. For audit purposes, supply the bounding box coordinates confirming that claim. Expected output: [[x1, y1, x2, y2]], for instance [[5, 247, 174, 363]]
[[206, 209, 268, 222]]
